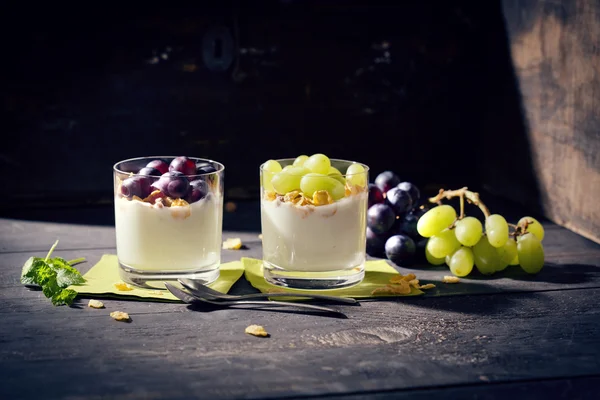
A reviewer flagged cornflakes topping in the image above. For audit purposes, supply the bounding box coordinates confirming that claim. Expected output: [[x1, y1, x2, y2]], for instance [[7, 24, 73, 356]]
[[114, 282, 134, 291], [245, 324, 269, 337], [284, 190, 302, 203], [419, 283, 436, 289], [264, 190, 277, 201], [312, 190, 334, 206], [225, 201, 237, 212], [442, 276, 460, 284], [372, 281, 411, 295], [222, 238, 243, 250], [171, 198, 190, 207], [378, 272, 437, 294], [110, 311, 131, 322], [88, 299, 105, 309], [143, 190, 165, 204]]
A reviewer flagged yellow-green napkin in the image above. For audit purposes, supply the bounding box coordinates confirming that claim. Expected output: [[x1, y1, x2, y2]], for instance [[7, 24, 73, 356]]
[[69, 254, 244, 302], [242, 257, 423, 298]]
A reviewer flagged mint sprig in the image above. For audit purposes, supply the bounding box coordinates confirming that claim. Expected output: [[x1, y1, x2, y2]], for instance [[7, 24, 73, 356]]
[[20, 240, 86, 306]]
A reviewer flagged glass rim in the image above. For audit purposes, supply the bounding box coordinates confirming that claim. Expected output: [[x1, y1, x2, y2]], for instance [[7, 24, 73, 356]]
[[259, 158, 369, 177], [113, 156, 225, 177]]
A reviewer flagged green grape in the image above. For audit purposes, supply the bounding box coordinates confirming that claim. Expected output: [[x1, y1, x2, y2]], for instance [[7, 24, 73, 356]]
[[425, 245, 446, 265], [445, 254, 452, 266], [282, 165, 293, 172], [426, 228, 461, 259], [485, 214, 509, 248], [346, 163, 367, 188], [498, 238, 518, 265], [262, 159, 282, 191], [271, 167, 310, 195], [304, 153, 331, 174], [454, 217, 483, 247], [472, 235, 500, 275], [293, 155, 309, 167], [329, 173, 346, 185], [518, 216, 545, 241], [509, 253, 519, 266], [329, 166, 342, 175], [417, 205, 457, 238], [300, 173, 345, 200], [517, 233, 545, 274], [448, 247, 474, 277]]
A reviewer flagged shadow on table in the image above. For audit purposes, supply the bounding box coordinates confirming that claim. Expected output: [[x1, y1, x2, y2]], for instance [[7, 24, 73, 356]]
[[456, 263, 600, 285], [185, 303, 349, 319]]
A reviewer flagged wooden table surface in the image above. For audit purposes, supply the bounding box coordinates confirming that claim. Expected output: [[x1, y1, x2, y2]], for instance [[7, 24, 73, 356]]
[[1, 202, 600, 400]]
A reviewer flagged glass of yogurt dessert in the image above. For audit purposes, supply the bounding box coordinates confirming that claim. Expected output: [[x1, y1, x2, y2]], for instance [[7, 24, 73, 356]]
[[260, 154, 368, 290], [113, 156, 224, 287]]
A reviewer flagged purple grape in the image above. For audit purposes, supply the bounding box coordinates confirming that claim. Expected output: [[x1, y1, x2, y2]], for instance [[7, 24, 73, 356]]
[[374, 171, 401, 193], [169, 156, 196, 175], [366, 227, 390, 257], [385, 234, 416, 267], [368, 183, 385, 208], [398, 212, 421, 240], [196, 162, 217, 174], [138, 167, 161, 176], [397, 182, 420, 207], [386, 187, 413, 215], [151, 171, 189, 198], [367, 203, 396, 234], [121, 176, 153, 199], [187, 179, 208, 203], [146, 159, 169, 175]]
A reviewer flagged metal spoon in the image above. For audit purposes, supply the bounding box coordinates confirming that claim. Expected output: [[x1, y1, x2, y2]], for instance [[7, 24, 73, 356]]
[[178, 278, 357, 304], [165, 283, 345, 315]]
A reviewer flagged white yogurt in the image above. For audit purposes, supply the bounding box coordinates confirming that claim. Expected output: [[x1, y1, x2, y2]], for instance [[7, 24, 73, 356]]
[[114, 194, 222, 271], [260, 193, 367, 272]]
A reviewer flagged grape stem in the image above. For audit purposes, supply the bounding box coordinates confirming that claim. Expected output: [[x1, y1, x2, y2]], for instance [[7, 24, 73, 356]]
[[428, 187, 491, 218]]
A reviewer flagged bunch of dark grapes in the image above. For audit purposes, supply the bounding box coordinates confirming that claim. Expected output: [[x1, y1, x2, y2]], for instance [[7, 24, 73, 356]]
[[119, 156, 218, 203], [366, 171, 427, 267]]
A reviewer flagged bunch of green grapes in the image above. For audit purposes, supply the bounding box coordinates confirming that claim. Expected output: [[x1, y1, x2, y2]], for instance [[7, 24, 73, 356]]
[[418, 205, 546, 277], [262, 154, 366, 200]]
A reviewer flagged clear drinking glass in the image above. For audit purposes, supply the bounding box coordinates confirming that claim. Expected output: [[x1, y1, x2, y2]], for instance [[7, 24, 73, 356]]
[[113, 156, 224, 287], [260, 158, 369, 290]]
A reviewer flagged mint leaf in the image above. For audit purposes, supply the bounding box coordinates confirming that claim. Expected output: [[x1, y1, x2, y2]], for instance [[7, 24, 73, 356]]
[[20, 240, 86, 306], [51, 289, 77, 306], [21, 257, 43, 285], [50, 258, 85, 287]]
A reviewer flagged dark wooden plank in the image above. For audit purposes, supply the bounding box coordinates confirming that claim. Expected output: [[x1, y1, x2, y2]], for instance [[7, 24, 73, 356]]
[[1, 288, 599, 399], [492, 0, 600, 244]]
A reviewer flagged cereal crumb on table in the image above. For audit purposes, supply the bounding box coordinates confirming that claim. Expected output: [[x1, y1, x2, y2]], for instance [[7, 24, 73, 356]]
[[110, 311, 130, 322], [223, 238, 243, 250], [442, 276, 460, 283], [88, 299, 104, 309], [114, 282, 134, 291], [245, 325, 269, 337], [419, 283, 436, 290], [258, 234, 263, 240]]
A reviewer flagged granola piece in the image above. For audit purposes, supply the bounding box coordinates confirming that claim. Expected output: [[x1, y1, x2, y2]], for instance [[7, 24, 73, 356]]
[[419, 283, 436, 290], [171, 198, 190, 207], [110, 311, 131, 322], [408, 279, 420, 287], [402, 273, 416, 282], [263, 190, 277, 201], [372, 280, 411, 295], [245, 324, 269, 337], [284, 190, 302, 203], [389, 274, 405, 284], [114, 282, 134, 291], [222, 237, 243, 250], [312, 190, 333, 206], [143, 190, 165, 204], [442, 276, 460, 284], [88, 299, 105, 309]]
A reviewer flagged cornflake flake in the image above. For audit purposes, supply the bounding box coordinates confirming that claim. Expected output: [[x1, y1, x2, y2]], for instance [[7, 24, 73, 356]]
[[223, 238, 243, 250], [88, 299, 105, 309], [110, 311, 131, 322], [419, 283, 436, 290], [245, 324, 269, 337], [442, 276, 460, 284], [114, 282, 134, 291], [312, 190, 333, 206]]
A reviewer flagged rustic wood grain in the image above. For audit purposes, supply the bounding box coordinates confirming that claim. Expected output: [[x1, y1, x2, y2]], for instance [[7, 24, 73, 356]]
[[498, 0, 600, 243], [1, 288, 599, 399]]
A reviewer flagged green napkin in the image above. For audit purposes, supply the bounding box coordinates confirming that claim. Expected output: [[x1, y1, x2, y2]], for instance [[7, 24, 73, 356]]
[[242, 257, 423, 298], [69, 254, 244, 302]]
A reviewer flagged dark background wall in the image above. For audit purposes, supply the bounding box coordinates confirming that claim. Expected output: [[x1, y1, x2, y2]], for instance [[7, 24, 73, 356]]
[[2, 1, 506, 207]]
